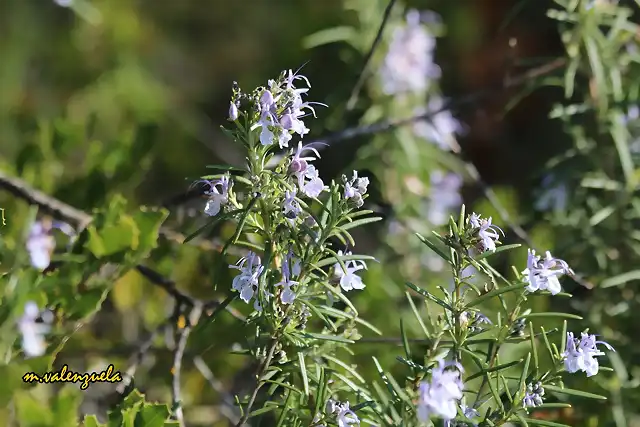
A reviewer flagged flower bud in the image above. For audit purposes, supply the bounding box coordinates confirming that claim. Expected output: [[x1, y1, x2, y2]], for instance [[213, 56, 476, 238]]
[[228, 102, 238, 121]]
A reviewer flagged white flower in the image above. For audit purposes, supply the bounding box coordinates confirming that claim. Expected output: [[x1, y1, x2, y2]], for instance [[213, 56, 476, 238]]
[[426, 171, 463, 226], [196, 175, 232, 217], [413, 98, 464, 151], [333, 250, 366, 292], [26, 220, 74, 270], [283, 190, 302, 219], [276, 250, 300, 304], [344, 171, 370, 208], [18, 302, 52, 358], [417, 358, 464, 421], [228, 102, 238, 121], [380, 10, 441, 94], [469, 213, 503, 252], [523, 249, 571, 295], [336, 402, 360, 427], [229, 252, 269, 311], [299, 165, 327, 198], [562, 332, 614, 377]]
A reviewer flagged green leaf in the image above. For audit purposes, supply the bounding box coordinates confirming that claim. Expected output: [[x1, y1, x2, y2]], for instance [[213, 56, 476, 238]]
[[543, 384, 607, 400], [372, 357, 411, 404], [610, 110, 636, 187], [134, 403, 172, 427], [297, 352, 309, 396], [405, 282, 453, 311], [315, 254, 377, 268], [132, 207, 169, 252], [519, 312, 582, 320], [519, 418, 572, 427], [474, 244, 522, 261], [466, 283, 528, 308], [601, 270, 640, 288], [415, 233, 451, 262], [338, 216, 382, 231], [465, 359, 522, 381], [83, 415, 106, 427], [302, 26, 357, 49], [302, 332, 355, 344], [15, 390, 53, 426], [52, 386, 83, 427], [406, 292, 430, 338]]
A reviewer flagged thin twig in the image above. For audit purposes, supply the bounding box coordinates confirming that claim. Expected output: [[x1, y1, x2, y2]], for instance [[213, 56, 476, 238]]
[[235, 339, 279, 427], [171, 302, 203, 427], [345, 0, 398, 111], [193, 356, 241, 425]]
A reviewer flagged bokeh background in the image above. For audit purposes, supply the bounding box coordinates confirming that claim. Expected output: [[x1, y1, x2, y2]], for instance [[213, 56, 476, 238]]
[[1, 0, 639, 426]]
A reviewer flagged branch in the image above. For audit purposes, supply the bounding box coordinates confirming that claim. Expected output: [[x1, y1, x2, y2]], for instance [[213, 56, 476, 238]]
[[235, 339, 279, 427], [345, 0, 398, 111], [171, 302, 202, 427]]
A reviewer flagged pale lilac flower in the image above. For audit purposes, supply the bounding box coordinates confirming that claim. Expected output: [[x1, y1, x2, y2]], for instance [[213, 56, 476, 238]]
[[469, 213, 503, 252], [229, 251, 269, 311], [54, 0, 73, 6], [563, 332, 614, 377], [26, 220, 74, 270], [344, 171, 370, 208], [299, 165, 327, 198], [336, 402, 360, 427], [18, 302, 51, 358], [417, 359, 464, 422], [289, 141, 321, 175], [523, 382, 545, 408], [228, 102, 238, 121], [333, 250, 366, 292], [413, 98, 464, 151], [275, 250, 300, 304], [381, 10, 441, 94], [426, 171, 463, 226], [283, 190, 302, 219], [198, 175, 231, 217], [535, 175, 568, 212], [523, 249, 572, 295]]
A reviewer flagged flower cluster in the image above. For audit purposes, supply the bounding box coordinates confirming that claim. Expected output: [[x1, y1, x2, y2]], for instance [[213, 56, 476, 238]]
[[325, 399, 360, 427], [417, 359, 464, 422], [380, 9, 441, 95], [523, 249, 572, 295], [230, 251, 267, 311], [563, 332, 615, 377], [469, 212, 503, 252], [523, 382, 545, 408], [333, 250, 367, 292]]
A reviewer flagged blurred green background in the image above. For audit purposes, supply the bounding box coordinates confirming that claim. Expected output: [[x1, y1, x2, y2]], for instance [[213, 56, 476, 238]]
[[1, 0, 638, 426]]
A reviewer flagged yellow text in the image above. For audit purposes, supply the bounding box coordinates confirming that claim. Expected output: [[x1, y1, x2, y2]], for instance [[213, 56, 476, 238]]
[[22, 364, 122, 390]]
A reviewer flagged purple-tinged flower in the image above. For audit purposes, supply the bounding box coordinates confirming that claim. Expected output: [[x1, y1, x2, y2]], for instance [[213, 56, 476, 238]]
[[426, 171, 463, 226], [18, 302, 52, 358], [523, 249, 571, 295], [26, 220, 74, 270], [417, 358, 464, 422], [283, 190, 302, 219], [344, 171, 370, 208], [332, 250, 366, 292], [228, 102, 238, 121], [413, 98, 464, 151], [275, 250, 300, 304], [297, 165, 327, 198], [196, 175, 231, 217], [523, 382, 545, 408], [380, 9, 441, 95], [469, 213, 503, 252], [336, 402, 360, 427], [229, 251, 270, 311], [563, 332, 614, 377]]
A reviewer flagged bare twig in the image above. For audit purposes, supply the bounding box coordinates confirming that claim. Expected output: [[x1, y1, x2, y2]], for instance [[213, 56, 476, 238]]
[[345, 0, 398, 111], [171, 302, 203, 427], [193, 356, 240, 424]]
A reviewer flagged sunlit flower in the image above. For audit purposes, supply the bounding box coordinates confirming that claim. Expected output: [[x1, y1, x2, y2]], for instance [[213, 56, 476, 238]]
[[380, 9, 441, 94], [523, 249, 572, 295], [417, 358, 464, 421], [26, 220, 74, 270], [333, 250, 367, 292], [228, 101, 239, 121], [336, 402, 360, 427], [276, 250, 300, 304], [18, 302, 52, 358], [563, 331, 614, 377], [199, 175, 231, 217], [283, 190, 302, 219], [413, 98, 464, 151], [229, 251, 270, 311], [344, 171, 370, 208], [298, 165, 327, 198], [469, 213, 503, 252]]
